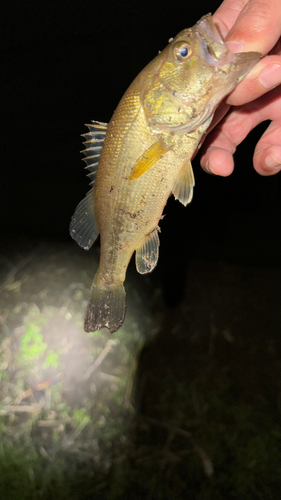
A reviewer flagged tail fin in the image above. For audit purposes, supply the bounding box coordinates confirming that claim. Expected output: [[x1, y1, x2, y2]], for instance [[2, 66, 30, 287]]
[[84, 283, 126, 333]]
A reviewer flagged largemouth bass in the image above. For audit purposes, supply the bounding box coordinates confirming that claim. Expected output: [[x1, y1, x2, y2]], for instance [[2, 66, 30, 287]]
[[70, 14, 260, 333]]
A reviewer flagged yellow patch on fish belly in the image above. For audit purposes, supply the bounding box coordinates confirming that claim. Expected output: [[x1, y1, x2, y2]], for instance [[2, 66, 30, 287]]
[[129, 140, 169, 181]]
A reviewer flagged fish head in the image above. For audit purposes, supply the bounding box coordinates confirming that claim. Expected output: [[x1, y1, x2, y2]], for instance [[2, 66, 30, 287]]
[[142, 14, 261, 135]]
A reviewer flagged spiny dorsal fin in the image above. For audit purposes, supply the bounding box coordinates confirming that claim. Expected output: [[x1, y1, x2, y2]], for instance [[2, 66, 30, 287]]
[[135, 229, 160, 274], [172, 160, 195, 207], [81, 120, 107, 186]]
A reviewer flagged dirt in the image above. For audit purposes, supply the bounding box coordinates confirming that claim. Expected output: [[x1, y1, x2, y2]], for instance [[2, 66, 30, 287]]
[[0, 234, 281, 499]]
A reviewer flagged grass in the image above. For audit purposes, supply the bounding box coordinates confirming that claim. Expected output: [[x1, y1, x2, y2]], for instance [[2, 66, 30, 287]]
[[1, 239, 281, 499]]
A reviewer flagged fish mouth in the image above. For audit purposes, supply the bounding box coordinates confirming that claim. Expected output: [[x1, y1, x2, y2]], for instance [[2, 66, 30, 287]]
[[195, 13, 261, 78], [196, 13, 229, 62]]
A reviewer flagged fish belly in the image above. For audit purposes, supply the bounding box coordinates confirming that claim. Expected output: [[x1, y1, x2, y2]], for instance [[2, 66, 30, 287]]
[[95, 143, 184, 288]]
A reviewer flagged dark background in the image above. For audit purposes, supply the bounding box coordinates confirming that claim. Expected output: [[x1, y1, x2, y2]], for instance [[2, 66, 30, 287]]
[[1, 0, 281, 266]]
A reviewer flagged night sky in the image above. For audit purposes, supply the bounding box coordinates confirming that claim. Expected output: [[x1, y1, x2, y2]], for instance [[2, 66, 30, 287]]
[[1, 0, 281, 266]]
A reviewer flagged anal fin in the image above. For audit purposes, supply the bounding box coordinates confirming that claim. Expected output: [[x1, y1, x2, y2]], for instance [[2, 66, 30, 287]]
[[69, 188, 99, 250], [135, 229, 160, 274], [172, 160, 195, 207]]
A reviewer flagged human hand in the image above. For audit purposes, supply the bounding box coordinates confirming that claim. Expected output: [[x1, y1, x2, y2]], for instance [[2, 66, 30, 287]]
[[200, 0, 281, 176]]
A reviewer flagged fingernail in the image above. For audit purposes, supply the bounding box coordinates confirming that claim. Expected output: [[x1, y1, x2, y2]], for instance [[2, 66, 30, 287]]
[[226, 41, 244, 53], [205, 160, 211, 173], [204, 160, 216, 175], [265, 154, 281, 168], [259, 64, 281, 89]]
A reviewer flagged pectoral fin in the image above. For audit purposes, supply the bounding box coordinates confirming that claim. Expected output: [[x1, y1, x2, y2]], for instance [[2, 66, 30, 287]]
[[172, 160, 195, 207], [129, 140, 169, 181], [135, 229, 160, 274]]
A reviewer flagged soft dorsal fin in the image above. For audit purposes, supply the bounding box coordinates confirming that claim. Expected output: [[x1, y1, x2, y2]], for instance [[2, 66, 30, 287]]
[[172, 160, 195, 207], [81, 120, 107, 186], [135, 229, 160, 274]]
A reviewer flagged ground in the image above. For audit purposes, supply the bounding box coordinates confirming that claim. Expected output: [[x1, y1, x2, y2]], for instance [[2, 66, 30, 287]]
[[0, 235, 281, 499]]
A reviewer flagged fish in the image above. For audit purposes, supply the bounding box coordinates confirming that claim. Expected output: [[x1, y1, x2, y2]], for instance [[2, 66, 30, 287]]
[[70, 14, 260, 333]]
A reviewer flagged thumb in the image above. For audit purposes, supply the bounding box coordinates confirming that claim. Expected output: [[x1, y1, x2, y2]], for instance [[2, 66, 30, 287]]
[[225, 0, 281, 55]]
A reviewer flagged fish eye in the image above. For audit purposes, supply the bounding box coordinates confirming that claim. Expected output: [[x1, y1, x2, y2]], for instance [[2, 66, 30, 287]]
[[173, 42, 191, 61]]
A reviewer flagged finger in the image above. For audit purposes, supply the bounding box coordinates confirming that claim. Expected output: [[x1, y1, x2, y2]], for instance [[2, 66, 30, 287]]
[[196, 102, 232, 175], [200, 105, 257, 176], [213, 0, 249, 38], [201, 89, 274, 175], [226, 55, 281, 106], [213, 1, 281, 109], [215, 0, 281, 55], [202, 145, 235, 177], [201, 86, 281, 176], [253, 120, 281, 175], [206, 101, 231, 133]]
